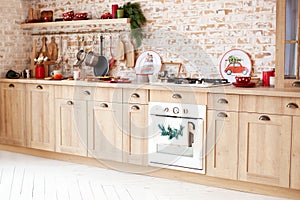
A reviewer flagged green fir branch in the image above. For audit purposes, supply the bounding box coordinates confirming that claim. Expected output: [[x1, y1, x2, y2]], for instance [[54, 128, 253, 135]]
[[158, 124, 185, 140]]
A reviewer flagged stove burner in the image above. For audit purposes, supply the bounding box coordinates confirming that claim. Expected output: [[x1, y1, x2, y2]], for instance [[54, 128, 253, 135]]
[[171, 78, 229, 85]]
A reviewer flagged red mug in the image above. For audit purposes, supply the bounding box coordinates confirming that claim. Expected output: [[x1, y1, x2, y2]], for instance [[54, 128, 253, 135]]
[[262, 69, 275, 87]]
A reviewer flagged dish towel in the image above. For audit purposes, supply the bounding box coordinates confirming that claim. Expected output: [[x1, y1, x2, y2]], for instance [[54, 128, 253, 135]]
[[125, 41, 135, 67], [115, 38, 125, 61]]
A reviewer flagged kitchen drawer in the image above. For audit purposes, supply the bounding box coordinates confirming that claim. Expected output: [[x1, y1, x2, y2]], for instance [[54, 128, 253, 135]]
[[240, 95, 300, 116], [26, 83, 52, 91], [150, 90, 207, 105], [94, 87, 122, 103], [55, 86, 94, 100], [123, 89, 148, 104], [1, 82, 25, 90], [208, 93, 239, 111]]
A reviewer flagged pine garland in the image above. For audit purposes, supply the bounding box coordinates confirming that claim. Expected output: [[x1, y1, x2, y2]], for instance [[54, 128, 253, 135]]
[[158, 124, 185, 140], [123, 2, 147, 47]]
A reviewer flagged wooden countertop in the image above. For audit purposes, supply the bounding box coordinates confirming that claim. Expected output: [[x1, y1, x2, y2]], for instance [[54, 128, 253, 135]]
[[1, 78, 300, 97]]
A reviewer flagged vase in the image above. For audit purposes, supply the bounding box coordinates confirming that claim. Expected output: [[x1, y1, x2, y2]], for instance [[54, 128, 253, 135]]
[[35, 64, 45, 79], [112, 4, 118, 19]]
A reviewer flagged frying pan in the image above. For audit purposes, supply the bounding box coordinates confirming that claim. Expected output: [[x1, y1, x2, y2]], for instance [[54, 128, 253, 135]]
[[94, 35, 109, 76]]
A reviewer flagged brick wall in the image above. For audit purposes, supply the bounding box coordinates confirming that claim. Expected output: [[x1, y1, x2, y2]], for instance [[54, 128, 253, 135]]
[[0, 0, 277, 79], [0, 0, 32, 77]]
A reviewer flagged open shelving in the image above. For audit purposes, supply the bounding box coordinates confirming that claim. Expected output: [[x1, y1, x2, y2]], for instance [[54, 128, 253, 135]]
[[21, 18, 130, 29]]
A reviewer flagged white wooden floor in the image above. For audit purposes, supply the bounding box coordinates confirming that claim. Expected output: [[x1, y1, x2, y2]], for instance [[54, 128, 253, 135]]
[[0, 150, 287, 200]]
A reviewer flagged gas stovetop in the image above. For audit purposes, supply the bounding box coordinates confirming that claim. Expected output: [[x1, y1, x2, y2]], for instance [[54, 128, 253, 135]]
[[173, 78, 229, 85], [151, 78, 231, 88]]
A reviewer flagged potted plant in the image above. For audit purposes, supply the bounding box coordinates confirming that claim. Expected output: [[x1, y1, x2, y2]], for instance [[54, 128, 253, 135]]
[[123, 2, 147, 48]]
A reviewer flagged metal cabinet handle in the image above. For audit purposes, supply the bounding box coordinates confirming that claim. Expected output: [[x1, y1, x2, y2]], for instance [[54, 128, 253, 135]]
[[83, 90, 91, 95], [67, 100, 73, 105], [292, 81, 300, 87], [8, 83, 14, 88], [131, 105, 140, 111], [172, 94, 182, 99], [100, 103, 109, 108], [217, 112, 228, 118], [259, 115, 270, 121], [36, 85, 43, 90], [131, 93, 140, 98], [286, 102, 299, 109], [217, 98, 228, 104]]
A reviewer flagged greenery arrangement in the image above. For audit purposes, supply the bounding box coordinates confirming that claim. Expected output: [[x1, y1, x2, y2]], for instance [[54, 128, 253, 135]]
[[227, 55, 242, 65], [123, 2, 147, 47], [158, 124, 185, 140]]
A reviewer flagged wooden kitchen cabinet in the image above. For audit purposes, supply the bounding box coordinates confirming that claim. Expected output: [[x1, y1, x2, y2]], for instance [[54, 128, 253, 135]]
[[55, 86, 94, 156], [55, 98, 88, 156], [291, 116, 300, 189], [206, 93, 239, 180], [206, 110, 239, 180], [122, 88, 149, 165], [26, 84, 55, 151], [0, 83, 26, 146], [88, 101, 123, 162], [123, 104, 148, 165], [238, 113, 292, 188]]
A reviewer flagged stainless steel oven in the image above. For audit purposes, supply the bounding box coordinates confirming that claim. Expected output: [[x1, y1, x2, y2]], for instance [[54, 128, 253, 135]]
[[148, 102, 206, 174]]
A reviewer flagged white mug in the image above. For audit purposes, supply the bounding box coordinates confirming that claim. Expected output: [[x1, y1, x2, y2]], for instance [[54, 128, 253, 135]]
[[269, 76, 275, 87], [73, 70, 80, 80], [148, 74, 154, 83]]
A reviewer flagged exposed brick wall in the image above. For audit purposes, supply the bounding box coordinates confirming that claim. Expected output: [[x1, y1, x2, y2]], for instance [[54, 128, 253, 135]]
[[0, 0, 276, 79], [0, 0, 32, 77]]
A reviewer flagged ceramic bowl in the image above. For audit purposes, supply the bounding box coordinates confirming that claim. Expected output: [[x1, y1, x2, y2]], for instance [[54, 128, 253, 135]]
[[62, 11, 74, 21], [235, 76, 251, 84], [250, 76, 260, 85], [75, 12, 87, 19]]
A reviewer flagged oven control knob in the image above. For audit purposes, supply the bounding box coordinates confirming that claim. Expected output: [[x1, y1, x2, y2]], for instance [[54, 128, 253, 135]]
[[183, 108, 189, 114], [173, 107, 180, 114], [164, 107, 169, 112]]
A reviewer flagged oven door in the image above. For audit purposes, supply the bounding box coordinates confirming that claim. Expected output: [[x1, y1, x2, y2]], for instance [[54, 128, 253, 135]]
[[148, 114, 205, 173]]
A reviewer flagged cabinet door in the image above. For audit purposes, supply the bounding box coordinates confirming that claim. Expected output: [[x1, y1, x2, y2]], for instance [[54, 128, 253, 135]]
[[0, 83, 26, 146], [123, 104, 148, 165], [206, 110, 239, 180], [26, 84, 55, 151], [88, 101, 123, 162], [291, 116, 300, 189], [239, 113, 292, 187], [55, 99, 87, 156]]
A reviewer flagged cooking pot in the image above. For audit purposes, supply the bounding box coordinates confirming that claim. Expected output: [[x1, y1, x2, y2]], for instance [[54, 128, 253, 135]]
[[6, 70, 21, 79]]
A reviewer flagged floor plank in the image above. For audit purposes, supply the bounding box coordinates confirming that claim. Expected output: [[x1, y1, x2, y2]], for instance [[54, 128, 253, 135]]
[[0, 150, 288, 200]]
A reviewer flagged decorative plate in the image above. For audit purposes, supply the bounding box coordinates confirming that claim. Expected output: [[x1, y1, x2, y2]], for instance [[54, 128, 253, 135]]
[[135, 51, 162, 75], [219, 49, 252, 83]]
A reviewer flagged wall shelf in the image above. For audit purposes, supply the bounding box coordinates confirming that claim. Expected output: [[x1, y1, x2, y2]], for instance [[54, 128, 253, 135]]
[[21, 18, 130, 29]]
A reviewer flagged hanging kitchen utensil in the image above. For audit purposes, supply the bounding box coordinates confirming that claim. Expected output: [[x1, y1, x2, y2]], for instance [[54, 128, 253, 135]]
[[85, 34, 99, 67], [74, 36, 86, 67], [94, 35, 109, 76], [109, 35, 115, 68], [115, 36, 124, 61]]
